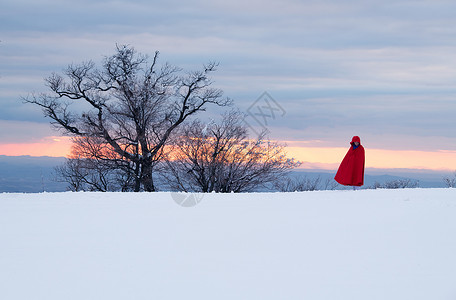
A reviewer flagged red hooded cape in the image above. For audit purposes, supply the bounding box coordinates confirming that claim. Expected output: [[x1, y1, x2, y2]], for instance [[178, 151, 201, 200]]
[[334, 136, 365, 186]]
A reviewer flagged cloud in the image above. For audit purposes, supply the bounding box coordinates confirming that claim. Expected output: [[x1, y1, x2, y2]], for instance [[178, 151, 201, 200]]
[[0, 120, 66, 142], [1, 0, 456, 157]]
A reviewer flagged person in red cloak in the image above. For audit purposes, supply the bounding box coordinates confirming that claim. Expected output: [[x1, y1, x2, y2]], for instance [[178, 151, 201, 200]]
[[334, 136, 365, 187]]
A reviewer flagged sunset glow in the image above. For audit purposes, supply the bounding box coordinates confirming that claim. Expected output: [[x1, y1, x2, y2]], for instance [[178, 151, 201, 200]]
[[0, 136, 72, 157], [1, 136, 455, 171], [286, 146, 456, 171]]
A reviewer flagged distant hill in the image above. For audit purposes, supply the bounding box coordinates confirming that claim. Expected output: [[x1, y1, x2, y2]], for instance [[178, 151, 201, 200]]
[[0, 155, 67, 192], [0, 156, 451, 193]]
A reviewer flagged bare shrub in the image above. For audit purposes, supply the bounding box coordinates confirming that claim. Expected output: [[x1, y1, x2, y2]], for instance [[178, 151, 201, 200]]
[[368, 179, 419, 189], [162, 110, 300, 192], [443, 171, 456, 188]]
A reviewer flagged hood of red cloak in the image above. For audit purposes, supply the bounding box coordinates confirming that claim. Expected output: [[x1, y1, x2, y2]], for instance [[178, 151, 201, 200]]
[[350, 136, 361, 145]]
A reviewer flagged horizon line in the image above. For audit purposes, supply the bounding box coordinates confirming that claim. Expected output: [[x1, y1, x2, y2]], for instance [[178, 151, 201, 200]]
[[1, 154, 454, 174]]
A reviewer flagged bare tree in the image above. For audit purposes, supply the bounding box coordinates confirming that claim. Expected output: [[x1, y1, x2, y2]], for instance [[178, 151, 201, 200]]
[[24, 45, 231, 191], [369, 181, 383, 190], [55, 157, 115, 192], [322, 177, 339, 190], [55, 136, 139, 191], [162, 110, 300, 192], [443, 171, 456, 188]]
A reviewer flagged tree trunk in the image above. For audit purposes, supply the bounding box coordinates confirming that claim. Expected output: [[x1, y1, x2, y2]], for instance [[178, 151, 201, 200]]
[[142, 160, 155, 192], [134, 159, 141, 192]]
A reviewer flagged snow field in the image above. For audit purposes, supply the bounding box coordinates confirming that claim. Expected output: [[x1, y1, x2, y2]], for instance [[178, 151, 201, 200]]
[[1, 189, 456, 300]]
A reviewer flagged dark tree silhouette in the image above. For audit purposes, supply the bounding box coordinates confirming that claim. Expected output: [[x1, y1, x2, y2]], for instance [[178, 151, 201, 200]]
[[25, 45, 231, 191], [443, 171, 456, 188]]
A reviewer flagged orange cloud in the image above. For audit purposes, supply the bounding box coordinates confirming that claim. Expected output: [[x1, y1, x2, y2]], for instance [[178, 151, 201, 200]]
[[0, 136, 72, 157]]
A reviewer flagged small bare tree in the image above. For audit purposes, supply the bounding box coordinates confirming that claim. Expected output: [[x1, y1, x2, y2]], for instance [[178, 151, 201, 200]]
[[443, 171, 456, 188], [274, 175, 321, 192], [55, 136, 140, 191], [162, 110, 300, 192], [24, 45, 230, 191], [322, 177, 339, 190]]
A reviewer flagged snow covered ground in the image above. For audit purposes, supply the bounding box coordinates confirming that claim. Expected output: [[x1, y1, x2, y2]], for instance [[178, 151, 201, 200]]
[[1, 189, 456, 300]]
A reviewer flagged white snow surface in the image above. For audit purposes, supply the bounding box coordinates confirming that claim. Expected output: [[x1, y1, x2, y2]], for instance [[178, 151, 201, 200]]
[[1, 189, 456, 300]]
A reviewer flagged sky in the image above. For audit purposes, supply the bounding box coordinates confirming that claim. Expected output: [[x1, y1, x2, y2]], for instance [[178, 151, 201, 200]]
[[1, 0, 456, 170]]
